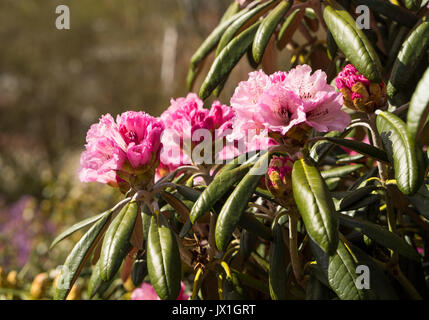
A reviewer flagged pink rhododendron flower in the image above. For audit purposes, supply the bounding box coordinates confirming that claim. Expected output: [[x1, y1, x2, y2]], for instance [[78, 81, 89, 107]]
[[230, 65, 350, 143], [335, 64, 386, 113], [131, 282, 189, 300], [159, 93, 235, 168], [79, 111, 164, 188]]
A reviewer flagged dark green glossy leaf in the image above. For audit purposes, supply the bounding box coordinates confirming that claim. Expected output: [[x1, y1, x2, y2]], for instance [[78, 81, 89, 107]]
[[311, 136, 389, 163], [54, 210, 113, 300], [407, 66, 429, 143], [217, 0, 276, 57], [338, 213, 421, 261], [99, 201, 139, 281], [190, 162, 253, 224], [215, 152, 270, 252], [199, 20, 261, 100], [323, 0, 382, 82], [292, 158, 339, 255], [50, 210, 110, 250], [321, 164, 364, 179], [310, 239, 371, 300], [269, 223, 287, 300], [147, 214, 181, 300], [376, 110, 423, 195], [252, 0, 292, 64], [277, 8, 305, 50], [387, 21, 429, 102]]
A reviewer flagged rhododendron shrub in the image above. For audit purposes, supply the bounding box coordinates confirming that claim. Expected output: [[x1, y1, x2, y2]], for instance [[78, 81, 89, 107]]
[[52, 0, 429, 301]]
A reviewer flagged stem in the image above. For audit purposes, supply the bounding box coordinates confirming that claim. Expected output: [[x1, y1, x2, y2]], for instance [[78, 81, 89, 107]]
[[289, 212, 304, 286]]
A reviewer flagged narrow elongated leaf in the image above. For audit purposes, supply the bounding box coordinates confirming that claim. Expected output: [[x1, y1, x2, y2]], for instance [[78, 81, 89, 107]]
[[269, 223, 287, 300], [277, 8, 305, 50], [239, 211, 272, 241], [321, 164, 364, 179], [311, 136, 389, 163], [376, 110, 423, 195], [54, 210, 113, 300], [403, 0, 422, 11], [387, 21, 429, 102], [349, 244, 398, 300], [87, 261, 116, 299], [186, 8, 250, 90], [292, 158, 339, 255], [352, 0, 417, 28], [338, 185, 380, 211], [190, 162, 253, 223], [323, 0, 382, 82], [219, 1, 240, 24], [252, 0, 292, 64], [338, 213, 421, 261], [215, 152, 270, 252], [50, 210, 110, 250], [199, 21, 262, 100], [147, 214, 181, 300], [99, 201, 139, 281], [216, 0, 276, 57], [310, 239, 371, 300], [407, 67, 429, 142]]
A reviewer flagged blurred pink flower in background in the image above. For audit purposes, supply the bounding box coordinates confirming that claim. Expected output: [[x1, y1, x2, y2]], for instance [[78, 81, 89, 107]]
[[131, 282, 189, 300], [78, 111, 164, 187]]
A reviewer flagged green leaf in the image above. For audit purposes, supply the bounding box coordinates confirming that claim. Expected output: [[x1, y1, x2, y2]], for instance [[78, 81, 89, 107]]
[[408, 182, 429, 219], [54, 210, 113, 300], [215, 152, 270, 252], [310, 239, 371, 300], [321, 164, 364, 179], [216, 0, 276, 57], [190, 162, 253, 224], [292, 158, 339, 255], [87, 261, 116, 299], [407, 66, 429, 143], [50, 210, 110, 250], [349, 244, 398, 300], [99, 201, 139, 281], [338, 185, 380, 211], [131, 256, 148, 287], [311, 136, 389, 163], [403, 0, 422, 11], [277, 9, 305, 50], [376, 110, 424, 195], [219, 1, 241, 24], [269, 223, 287, 300], [352, 0, 417, 28], [186, 7, 249, 90], [147, 214, 182, 300], [323, 0, 382, 82], [387, 21, 429, 103], [239, 211, 272, 241], [338, 213, 421, 261], [252, 0, 293, 64], [199, 20, 262, 100]]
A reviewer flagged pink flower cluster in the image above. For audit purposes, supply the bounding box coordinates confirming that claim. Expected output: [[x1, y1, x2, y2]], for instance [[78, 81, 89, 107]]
[[230, 65, 350, 140], [79, 65, 352, 187], [159, 93, 235, 170], [78, 111, 164, 187]]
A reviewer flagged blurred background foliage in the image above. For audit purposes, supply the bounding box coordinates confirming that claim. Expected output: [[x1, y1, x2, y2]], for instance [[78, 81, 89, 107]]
[[0, 0, 253, 286]]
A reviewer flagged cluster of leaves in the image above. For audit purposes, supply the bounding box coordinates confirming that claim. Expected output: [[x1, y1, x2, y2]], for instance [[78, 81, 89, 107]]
[[52, 0, 429, 300]]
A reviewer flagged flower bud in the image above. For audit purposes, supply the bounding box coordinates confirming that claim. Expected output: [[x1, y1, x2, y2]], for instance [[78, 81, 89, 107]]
[[6, 270, 18, 288], [266, 155, 294, 206], [335, 64, 386, 113], [66, 284, 81, 300], [30, 273, 50, 299]]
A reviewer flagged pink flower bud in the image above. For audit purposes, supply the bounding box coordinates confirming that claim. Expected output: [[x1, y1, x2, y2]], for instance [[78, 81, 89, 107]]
[[335, 64, 386, 113], [266, 155, 294, 205]]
